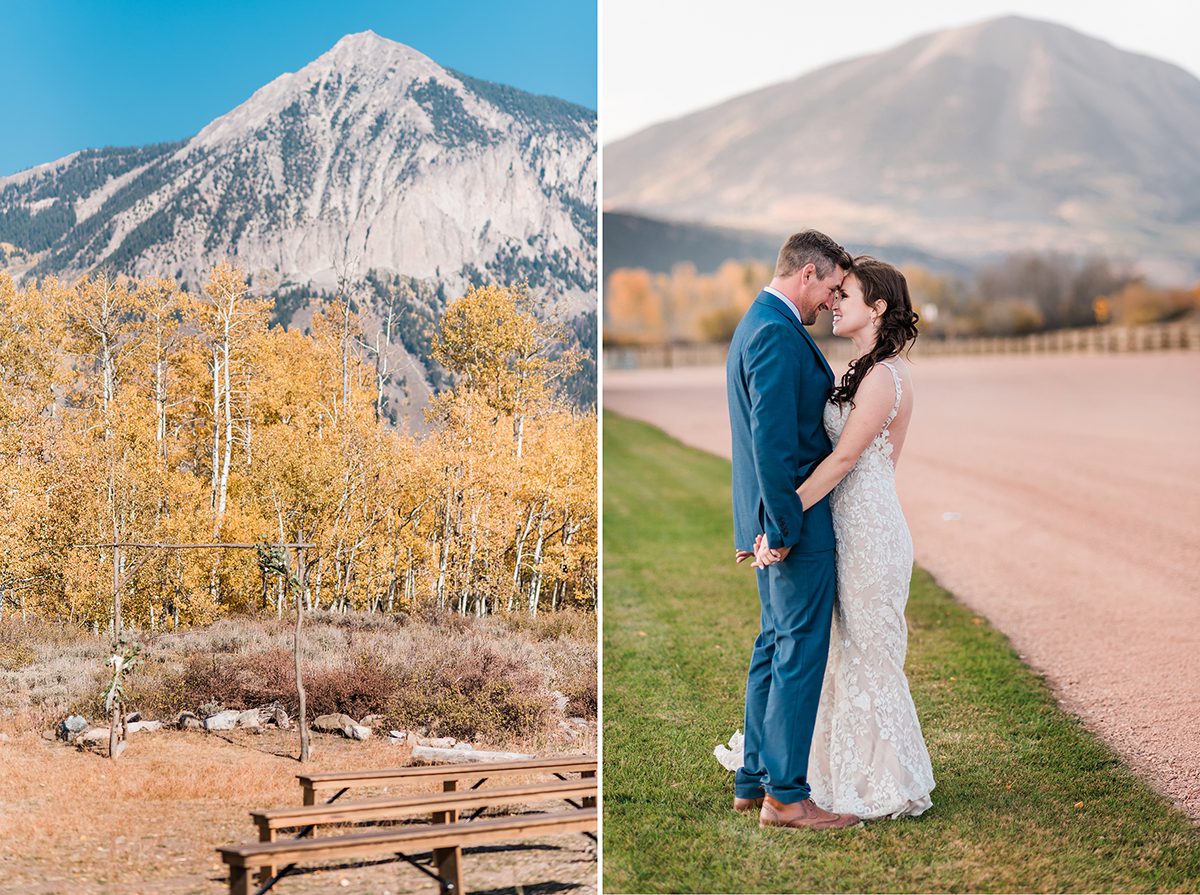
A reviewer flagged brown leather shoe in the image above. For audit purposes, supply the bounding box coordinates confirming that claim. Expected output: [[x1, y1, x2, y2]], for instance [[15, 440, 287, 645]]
[[759, 794, 861, 830], [733, 796, 764, 812]]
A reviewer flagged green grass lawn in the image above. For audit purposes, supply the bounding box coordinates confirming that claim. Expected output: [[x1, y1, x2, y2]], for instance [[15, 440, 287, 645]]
[[601, 411, 1200, 894]]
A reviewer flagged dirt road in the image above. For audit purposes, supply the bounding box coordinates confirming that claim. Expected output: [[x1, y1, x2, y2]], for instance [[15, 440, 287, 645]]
[[604, 352, 1200, 820]]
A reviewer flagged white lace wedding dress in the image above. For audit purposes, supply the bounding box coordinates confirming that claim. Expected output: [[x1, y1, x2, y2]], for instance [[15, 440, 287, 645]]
[[716, 361, 935, 819]]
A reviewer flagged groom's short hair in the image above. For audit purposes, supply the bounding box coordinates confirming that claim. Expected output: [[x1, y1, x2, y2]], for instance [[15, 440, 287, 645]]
[[775, 230, 853, 279]]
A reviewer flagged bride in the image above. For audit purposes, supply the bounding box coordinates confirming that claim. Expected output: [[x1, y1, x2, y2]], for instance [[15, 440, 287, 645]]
[[720, 256, 935, 821]]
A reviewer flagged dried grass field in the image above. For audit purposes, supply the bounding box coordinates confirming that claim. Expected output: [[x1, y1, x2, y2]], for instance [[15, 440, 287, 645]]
[[0, 611, 597, 894]]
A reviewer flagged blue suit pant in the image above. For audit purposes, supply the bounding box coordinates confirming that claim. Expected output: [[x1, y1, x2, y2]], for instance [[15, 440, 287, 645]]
[[735, 548, 836, 803]]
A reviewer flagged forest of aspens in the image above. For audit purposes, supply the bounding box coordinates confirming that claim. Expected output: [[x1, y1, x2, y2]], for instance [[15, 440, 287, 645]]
[[0, 265, 596, 632]]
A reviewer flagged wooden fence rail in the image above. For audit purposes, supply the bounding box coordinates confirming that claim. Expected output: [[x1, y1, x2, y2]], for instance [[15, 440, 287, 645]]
[[603, 322, 1200, 370]]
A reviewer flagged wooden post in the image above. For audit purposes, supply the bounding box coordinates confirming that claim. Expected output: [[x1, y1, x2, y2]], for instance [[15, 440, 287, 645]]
[[112, 543, 122, 637], [295, 542, 310, 763], [228, 864, 252, 895], [432, 844, 463, 895], [442, 779, 459, 823], [582, 768, 596, 809], [254, 817, 276, 887], [432, 779, 463, 893]]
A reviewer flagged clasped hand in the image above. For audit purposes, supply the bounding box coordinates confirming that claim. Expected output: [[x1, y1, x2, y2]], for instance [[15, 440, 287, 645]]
[[735, 533, 788, 568]]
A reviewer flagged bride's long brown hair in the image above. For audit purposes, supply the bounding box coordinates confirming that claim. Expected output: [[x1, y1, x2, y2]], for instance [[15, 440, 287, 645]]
[[831, 256, 920, 407]]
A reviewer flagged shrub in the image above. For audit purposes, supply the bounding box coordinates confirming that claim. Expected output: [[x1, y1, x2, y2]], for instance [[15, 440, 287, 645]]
[[397, 642, 551, 740], [562, 672, 598, 717], [5, 610, 593, 745]]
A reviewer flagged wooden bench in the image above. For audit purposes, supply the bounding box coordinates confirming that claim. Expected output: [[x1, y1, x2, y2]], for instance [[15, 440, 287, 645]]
[[219, 807, 597, 895], [296, 753, 597, 806], [254, 777, 596, 841], [222, 756, 598, 893]]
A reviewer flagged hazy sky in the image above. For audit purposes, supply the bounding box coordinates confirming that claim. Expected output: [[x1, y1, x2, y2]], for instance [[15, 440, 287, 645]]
[[603, 0, 1200, 143], [0, 0, 596, 176]]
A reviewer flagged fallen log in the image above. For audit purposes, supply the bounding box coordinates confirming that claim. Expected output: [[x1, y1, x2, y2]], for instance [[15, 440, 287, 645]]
[[410, 744, 534, 763]]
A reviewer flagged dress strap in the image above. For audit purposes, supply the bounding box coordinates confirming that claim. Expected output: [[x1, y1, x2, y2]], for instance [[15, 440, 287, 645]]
[[879, 361, 902, 428]]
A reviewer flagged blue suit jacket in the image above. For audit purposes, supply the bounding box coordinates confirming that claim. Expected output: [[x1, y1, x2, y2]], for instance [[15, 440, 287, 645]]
[[727, 291, 836, 554]]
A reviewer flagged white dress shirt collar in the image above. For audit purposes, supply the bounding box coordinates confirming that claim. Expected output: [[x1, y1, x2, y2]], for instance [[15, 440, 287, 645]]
[[763, 285, 803, 325]]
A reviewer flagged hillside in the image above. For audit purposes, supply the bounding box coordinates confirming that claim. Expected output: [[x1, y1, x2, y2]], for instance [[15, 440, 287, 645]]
[[605, 16, 1200, 282]]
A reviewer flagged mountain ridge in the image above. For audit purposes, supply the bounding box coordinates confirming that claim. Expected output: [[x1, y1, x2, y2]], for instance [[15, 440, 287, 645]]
[[0, 31, 598, 424], [604, 15, 1200, 282], [0, 30, 597, 300], [603, 210, 973, 281]]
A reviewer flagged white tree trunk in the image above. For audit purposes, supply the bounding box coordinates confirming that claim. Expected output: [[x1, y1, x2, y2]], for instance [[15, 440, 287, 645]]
[[217, 334, 233, 530], [209, 348, 221, 514], [528, 510, 547, 616]]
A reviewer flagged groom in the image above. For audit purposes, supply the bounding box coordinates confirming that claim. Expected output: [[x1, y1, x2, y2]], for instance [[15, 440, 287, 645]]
[[726, 230, 860, 830]]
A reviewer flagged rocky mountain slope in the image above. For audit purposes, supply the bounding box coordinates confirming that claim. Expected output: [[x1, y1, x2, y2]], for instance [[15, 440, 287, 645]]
[[605, 16, 1200, 282], [0, 31, 597, 419]]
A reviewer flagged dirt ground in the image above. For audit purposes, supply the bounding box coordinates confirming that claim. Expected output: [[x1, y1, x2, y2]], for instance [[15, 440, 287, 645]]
[[604, 351, 1200, 822], [0, 727, 596, 895]]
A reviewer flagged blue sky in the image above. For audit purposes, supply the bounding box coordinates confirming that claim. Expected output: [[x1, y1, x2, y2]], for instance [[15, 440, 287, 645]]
[[0, 0, 597, 176]]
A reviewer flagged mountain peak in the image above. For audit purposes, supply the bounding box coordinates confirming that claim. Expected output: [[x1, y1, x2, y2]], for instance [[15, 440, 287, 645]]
[[336, 29, 385, 44], [326, 29, 416, 55], [606, 15, 1200, 281], [318, 29, 437, 72], [908, 12, 1173, 75], [974, 13, 1070, 30]]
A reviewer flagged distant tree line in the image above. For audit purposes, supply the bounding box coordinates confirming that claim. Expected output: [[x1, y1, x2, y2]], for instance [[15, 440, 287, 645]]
[[604, 252, 1199, 345], [0, 268, 596, 632]]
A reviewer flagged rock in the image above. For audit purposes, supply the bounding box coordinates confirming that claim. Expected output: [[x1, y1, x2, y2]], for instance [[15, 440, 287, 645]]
[[204, 710, 241, 731], [237, 710, 260, 729], [177, 711, 206, 731], [416, 736, 456, 748], [79, 727, 110, 744], [124, 711, 141, 724], [273, 705, 291, 730], [386, 731, 415, 763], [312, 713, 359, 737], [452, 742, 474, 751], [359, 714, 384, 728], [79, 720, 161, 742], [348, 725, 371, 741], [552, 690, 570, 714], [60, 715, 89, 740], [176, 711, 199, 729], [0, 733, 11, 743]]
